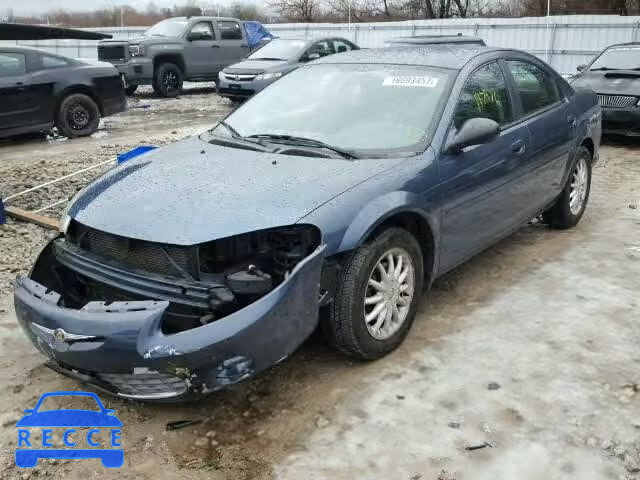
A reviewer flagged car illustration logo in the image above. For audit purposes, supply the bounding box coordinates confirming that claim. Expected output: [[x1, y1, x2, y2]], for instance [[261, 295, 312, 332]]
[[15, 391, 123, 468], [233, 75, 240, 80]]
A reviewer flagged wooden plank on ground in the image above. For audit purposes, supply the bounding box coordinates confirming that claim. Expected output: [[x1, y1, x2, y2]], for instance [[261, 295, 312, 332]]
[[5, 206, 59, 231]]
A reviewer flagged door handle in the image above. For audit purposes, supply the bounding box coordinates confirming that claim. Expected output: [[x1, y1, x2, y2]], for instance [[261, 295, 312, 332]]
[[567, 114, 577, 128], [211, 45, 220, 48], [511, 139, 526, 154]]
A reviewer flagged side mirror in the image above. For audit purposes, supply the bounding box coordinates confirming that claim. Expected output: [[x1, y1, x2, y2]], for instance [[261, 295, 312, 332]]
[[307, 52, 321, 60], [444, 118, 500, 154], [577, 64, 587, 72]]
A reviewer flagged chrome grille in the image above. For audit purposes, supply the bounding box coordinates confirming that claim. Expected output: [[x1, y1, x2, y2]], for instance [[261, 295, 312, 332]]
[[97, 371, 187, 399], [597, 94, 637, 108], [222, 72, 257, 82]]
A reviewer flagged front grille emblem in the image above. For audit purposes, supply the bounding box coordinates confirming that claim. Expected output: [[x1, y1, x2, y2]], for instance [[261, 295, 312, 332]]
[[31, 323, 97, 343]]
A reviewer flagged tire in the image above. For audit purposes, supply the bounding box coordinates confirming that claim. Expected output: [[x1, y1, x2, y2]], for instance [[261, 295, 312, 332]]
[[543, 146, 592, 229], [55, 93, 100, 138], [124, 84, 138, 96], [325, 227, 424, 360], [153, 63, 183, 97]]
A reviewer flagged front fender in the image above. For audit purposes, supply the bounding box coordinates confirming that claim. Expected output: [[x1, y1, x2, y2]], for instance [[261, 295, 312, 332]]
[[338, 191, 435, 252]]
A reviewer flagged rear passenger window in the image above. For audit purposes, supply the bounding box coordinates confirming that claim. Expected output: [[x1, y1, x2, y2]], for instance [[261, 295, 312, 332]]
[[40, 55, 70, 70], [507, 60, 559, 115], [217, 21, 243, 40], [333, 39, 353, 54], [0, 52, 26, 77], [453, 62, 513, 131]]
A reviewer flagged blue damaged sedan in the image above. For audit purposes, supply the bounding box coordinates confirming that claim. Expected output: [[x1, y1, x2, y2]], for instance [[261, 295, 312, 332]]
[[14, 46, 601, 401]]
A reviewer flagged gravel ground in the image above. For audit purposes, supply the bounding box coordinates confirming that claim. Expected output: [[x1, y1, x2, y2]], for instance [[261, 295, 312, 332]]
[[0, 91, 638, 480]]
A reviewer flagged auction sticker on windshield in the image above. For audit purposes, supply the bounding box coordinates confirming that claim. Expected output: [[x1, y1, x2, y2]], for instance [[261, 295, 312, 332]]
[[383, 76, 440, 87], [15, 391, 123, 468]]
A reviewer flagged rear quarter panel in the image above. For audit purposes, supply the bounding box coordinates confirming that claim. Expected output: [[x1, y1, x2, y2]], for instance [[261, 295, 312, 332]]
[[568, 86, 601, 175]]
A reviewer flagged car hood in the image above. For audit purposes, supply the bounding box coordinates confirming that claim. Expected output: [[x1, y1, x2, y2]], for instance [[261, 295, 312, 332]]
[[68, 136, 406, 245], [572, 70, 640, 96], [224, 59, 290, 74]]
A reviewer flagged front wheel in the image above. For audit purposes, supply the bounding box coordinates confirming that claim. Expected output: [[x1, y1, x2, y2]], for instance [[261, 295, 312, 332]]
[[153, 63, 183, 98], [543, 146, 592, 229], [55, 93, 100, 138], [325, 227, 424, 360]]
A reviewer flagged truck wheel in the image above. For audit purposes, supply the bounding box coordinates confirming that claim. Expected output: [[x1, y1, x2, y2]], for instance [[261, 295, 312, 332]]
[[55, 93, 100, 138], [543, 146, 592, 229], [124, 85, 138, 96], [153, 63, 183, 97], [325, 227, 424, 360]]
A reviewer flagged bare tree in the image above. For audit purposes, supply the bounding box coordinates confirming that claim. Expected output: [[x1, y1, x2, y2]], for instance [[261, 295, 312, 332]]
[[267, 0, 319, 21]]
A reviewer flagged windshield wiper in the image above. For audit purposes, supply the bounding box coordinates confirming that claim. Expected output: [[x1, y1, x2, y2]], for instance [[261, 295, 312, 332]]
[[207, 122, 270, 152], [250, 57, 286, 61], [218, 120, 242, 138], [589, 67, 610, 71], [246, 134, 359, 159]]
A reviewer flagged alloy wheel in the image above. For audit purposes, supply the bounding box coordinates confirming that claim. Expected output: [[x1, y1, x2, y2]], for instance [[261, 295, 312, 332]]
[[569, 156, 589, 215], [364, 247, 415, 340]]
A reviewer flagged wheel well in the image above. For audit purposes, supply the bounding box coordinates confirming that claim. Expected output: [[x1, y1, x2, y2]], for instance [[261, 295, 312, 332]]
[[153, 54, 185, 74], [366, 212, 435, 284], [581, 137, 595, 159], [56, 86, 103, 116]]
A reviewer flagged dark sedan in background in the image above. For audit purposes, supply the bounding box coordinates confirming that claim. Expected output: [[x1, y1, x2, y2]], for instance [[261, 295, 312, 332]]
[[572, 42, 640, 136], [0, 47, 126, 139], [217, 36, 358, 101]]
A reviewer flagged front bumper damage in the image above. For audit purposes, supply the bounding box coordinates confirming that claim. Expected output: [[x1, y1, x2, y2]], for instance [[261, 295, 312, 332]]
[[14, 239, 326, 401]]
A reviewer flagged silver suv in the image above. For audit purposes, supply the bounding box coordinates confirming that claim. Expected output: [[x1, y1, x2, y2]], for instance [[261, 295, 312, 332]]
[[97, 16, 264, 97]]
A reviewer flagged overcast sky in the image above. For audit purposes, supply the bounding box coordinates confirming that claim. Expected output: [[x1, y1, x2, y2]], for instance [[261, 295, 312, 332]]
[[0, 0, 224, 16]]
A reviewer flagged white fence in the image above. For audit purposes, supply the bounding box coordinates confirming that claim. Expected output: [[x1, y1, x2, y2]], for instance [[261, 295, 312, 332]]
[[4, 15, 640, 74]]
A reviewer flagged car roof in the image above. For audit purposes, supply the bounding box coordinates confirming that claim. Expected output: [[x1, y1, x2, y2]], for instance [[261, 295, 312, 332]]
[[604, 41, 640, 48], [166, 16, 243, 22], [0, 45, 45, 54], [275, 36, 352, 44], [387, 35, 485, 46], [313, 45, 505, 70]]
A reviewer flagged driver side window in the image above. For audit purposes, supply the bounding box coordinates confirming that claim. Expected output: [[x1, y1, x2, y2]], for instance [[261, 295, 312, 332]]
[[453, 62, 513, 132], [189, 22, 215, 41]]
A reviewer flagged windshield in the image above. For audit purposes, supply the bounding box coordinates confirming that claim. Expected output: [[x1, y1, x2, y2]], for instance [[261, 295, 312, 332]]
[[144, 19, 189, 37], [212, 63, 452, 156], [247, 39, 308, 61], [589, 46, 640, 70]]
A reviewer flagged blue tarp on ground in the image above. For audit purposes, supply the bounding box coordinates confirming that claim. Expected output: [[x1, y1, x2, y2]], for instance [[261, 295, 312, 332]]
[[243, 21, 275, 49]]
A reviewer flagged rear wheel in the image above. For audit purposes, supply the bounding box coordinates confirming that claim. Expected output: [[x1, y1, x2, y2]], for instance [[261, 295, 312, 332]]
[[153, 63, 183, 97], [325, 227, 424, 360], [543, 146, 592, 228], [55, 93, 100, 138]]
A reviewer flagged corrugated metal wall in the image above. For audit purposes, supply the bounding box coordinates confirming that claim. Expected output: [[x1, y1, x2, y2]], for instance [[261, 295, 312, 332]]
[[4, 15, 640, 74]]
